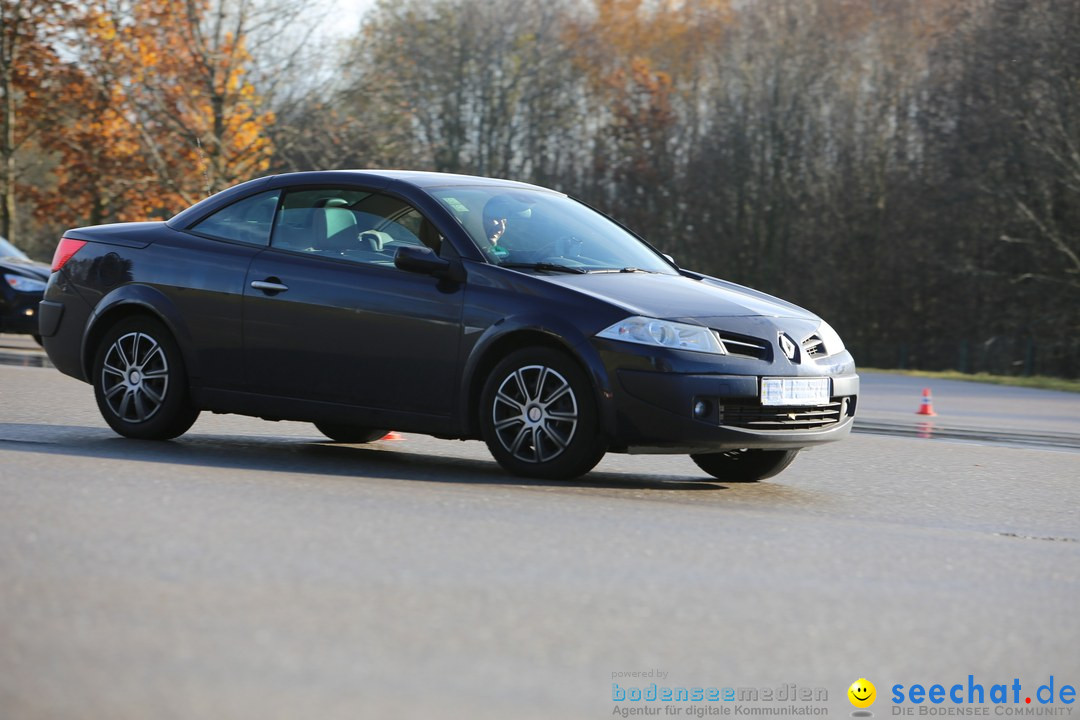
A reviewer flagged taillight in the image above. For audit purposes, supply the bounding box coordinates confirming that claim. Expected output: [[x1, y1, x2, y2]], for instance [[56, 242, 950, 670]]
[[51, 238, 87, 272]]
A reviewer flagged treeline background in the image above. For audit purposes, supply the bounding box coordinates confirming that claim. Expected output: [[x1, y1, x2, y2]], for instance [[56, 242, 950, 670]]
[[3, 0, 1078, 376]]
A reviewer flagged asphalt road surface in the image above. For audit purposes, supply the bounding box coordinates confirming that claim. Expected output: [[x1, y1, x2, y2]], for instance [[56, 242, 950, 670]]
[[1, 337, 1078, 719]]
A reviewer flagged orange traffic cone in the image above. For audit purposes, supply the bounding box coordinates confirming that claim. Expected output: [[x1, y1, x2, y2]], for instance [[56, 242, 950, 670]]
[[382, 431, 403, 441], [916, 387, 937, 416]]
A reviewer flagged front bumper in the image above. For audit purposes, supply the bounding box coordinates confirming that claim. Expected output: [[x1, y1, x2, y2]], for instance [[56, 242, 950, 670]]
[[0, 291, 43, 334], [595, 339, 859, 454]]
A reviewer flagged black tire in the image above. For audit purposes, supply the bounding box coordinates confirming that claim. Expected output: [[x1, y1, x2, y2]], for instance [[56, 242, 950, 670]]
[[32, 334, 43, 347], [480, 347, 606, 480], [690, 449, 799, 482], [314, 423, 388, 443], [92, 316, 199, 440]]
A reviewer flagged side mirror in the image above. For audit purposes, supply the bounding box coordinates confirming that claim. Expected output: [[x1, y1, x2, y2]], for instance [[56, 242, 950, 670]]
[[395, 245, 452, 277]]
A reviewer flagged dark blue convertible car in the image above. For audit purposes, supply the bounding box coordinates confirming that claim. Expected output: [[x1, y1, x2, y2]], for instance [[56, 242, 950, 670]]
[[40, 170, 858, 480]]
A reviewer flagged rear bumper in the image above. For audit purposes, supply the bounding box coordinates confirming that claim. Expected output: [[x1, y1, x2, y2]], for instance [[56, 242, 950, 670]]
[[38, 300, 64, 337], [39, 276, 92, 381]]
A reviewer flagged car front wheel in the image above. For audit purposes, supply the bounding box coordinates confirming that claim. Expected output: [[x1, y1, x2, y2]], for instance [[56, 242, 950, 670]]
[[92, 316, 199, 440], [480, 348, 606, 480], [690, 449, 799, 482]]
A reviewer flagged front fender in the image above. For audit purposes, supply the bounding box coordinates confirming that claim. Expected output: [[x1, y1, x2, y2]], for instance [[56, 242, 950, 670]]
[[458, 313, 618, 439]]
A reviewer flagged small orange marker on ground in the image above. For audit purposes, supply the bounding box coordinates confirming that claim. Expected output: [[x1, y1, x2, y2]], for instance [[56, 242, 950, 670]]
[[382, 431, 403, 441], [916, 387, 937, 416]]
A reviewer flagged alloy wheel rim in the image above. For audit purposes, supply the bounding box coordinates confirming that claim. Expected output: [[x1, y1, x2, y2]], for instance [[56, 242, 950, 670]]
[[101, 331, 169, 423], [492, 364, 578, 463]]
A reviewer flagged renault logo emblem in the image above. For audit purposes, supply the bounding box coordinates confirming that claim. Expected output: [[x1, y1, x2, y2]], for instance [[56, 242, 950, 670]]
[[779, 333, 798, 362]]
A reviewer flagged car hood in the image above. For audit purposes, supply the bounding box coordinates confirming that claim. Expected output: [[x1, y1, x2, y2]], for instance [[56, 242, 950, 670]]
[[0, 256, 50, 280], [536, 271, 817, 322]]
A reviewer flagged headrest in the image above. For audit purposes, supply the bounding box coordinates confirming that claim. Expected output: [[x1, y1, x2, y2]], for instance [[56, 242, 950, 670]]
[[359, 230, 394, 251]]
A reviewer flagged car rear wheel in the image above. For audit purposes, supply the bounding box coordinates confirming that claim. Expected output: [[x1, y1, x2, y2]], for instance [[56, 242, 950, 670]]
[[690, 449, 799, 482], [480, 347, 606, 480], [92, 316, 199, 440], [314, 423, 388, 443]]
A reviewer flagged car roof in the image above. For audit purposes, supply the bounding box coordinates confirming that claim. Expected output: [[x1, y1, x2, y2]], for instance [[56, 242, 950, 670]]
[[167, 170, 566, 230], [269, 169, 553, 191]]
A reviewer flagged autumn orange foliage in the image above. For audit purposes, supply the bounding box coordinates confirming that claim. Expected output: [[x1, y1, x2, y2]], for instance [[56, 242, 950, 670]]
[[34, 0, 274, 227], [1, 0, 81, 244], [564, 0, 731, 201]]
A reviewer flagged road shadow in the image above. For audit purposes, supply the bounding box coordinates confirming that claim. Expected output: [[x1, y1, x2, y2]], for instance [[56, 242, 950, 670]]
[[0, 422, 724, 492], [0, 350, 52, 368]]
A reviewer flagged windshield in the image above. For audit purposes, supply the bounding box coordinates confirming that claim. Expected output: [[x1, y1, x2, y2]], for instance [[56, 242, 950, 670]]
[[430, 186, 677, 274], [0, 236, 29, 260]]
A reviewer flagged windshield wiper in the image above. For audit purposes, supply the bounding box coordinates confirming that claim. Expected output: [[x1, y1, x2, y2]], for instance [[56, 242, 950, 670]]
[[501, 262, 589, 274], [587, 266, 659, 274]]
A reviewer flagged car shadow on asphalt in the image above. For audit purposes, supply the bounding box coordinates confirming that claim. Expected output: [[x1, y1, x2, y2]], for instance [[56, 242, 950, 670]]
[[0, 423, 724, 491]]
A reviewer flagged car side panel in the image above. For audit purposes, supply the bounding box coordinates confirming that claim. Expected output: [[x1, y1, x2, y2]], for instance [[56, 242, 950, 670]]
[[44, 225, 260, 390], [243, 249, 465, 416]]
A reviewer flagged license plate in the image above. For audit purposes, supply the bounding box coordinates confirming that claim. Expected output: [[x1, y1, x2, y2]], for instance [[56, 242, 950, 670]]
[[761, 377, 831, 406]]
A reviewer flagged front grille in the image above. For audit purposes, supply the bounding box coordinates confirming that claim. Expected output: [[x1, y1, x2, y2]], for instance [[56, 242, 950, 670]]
[[720, 400, 844, 430], [714, 331, 771, 360], [802, 333, 825, 357]]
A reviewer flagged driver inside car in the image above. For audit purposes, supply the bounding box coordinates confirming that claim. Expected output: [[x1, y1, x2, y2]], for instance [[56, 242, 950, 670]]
[[481, 195, 534, 259]]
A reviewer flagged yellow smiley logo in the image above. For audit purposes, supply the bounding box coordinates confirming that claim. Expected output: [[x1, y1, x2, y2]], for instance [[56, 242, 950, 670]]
[[848, 678, 876, 708]]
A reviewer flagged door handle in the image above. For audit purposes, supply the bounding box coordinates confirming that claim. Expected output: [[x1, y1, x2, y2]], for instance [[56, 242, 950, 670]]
[[251, 279, 289, 293]]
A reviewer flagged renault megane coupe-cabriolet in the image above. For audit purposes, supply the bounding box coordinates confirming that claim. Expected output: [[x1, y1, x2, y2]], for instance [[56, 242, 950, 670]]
[[40, 170, 858, 481]]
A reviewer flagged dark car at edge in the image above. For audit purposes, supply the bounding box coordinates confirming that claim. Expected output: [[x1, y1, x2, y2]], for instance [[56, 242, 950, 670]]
[[40, 170, 858, 481], [1, 236, 50, 342]]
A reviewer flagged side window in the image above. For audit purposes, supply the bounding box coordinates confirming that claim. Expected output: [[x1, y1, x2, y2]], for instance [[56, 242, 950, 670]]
[[271, 187, 444, 266], [190, 190, 280, 246]]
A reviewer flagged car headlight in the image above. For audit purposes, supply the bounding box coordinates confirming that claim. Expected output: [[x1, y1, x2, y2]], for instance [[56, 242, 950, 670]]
[[816, 320, 845, 355], [4, 274, 46, 293], [596, 316, 726, 354]]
